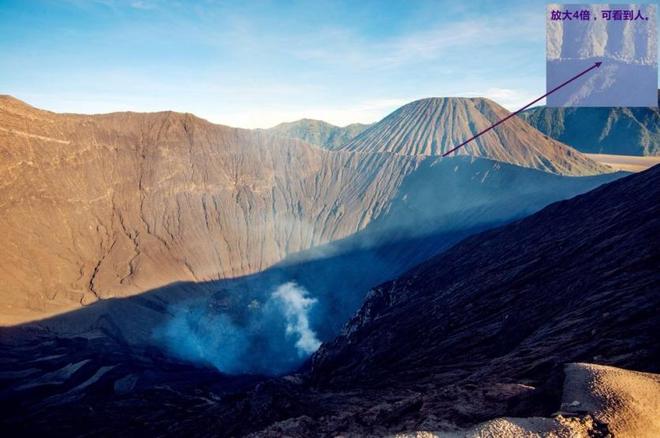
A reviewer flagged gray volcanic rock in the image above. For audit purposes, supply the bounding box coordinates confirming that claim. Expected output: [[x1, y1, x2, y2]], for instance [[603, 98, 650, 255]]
[[266, 118, 369, 149], [520, 92, 660, 156], [339, 97, 608, 175]]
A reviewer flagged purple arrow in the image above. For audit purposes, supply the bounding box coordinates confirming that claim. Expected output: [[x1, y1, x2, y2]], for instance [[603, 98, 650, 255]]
[[442, 61, 602, 157]]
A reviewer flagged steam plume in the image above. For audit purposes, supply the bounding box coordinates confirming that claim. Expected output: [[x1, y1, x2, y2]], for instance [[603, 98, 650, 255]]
[[153, 282, 321, 375]]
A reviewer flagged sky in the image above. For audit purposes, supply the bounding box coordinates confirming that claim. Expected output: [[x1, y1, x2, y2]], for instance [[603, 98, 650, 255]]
[[0, 0, 606, 128]]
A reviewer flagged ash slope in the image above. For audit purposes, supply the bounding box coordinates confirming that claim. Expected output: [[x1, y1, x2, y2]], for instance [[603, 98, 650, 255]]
[[0, 96, 420, 321], [520, 91, 660, 156], [339, 97, 608, 176], [266, 118, 369, 149]]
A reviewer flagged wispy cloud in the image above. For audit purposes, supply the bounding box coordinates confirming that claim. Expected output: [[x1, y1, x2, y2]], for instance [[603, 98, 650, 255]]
[[288, 11, 542, 70], [130, 1, 157, 10]]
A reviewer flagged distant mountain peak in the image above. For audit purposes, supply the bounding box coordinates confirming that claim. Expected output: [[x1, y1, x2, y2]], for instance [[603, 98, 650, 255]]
[[266, 118, 370, 149]]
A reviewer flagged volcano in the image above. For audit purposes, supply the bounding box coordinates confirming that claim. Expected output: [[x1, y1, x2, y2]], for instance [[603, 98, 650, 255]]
[[340, 97, 607, 175]]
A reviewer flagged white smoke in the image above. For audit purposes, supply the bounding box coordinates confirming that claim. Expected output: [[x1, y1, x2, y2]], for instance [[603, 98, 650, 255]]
[[271, 282, 321, 355], [154, 281, 322, 375]]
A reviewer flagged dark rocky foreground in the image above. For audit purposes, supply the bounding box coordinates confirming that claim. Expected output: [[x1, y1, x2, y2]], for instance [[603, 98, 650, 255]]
[[1, 166, 659, 437]]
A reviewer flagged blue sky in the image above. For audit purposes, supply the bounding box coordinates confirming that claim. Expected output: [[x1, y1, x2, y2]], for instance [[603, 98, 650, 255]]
[[2, 0, 566, 128]]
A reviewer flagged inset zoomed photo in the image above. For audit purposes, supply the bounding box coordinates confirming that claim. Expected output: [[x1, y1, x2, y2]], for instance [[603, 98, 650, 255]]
[[547, 3, 657, 107]]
